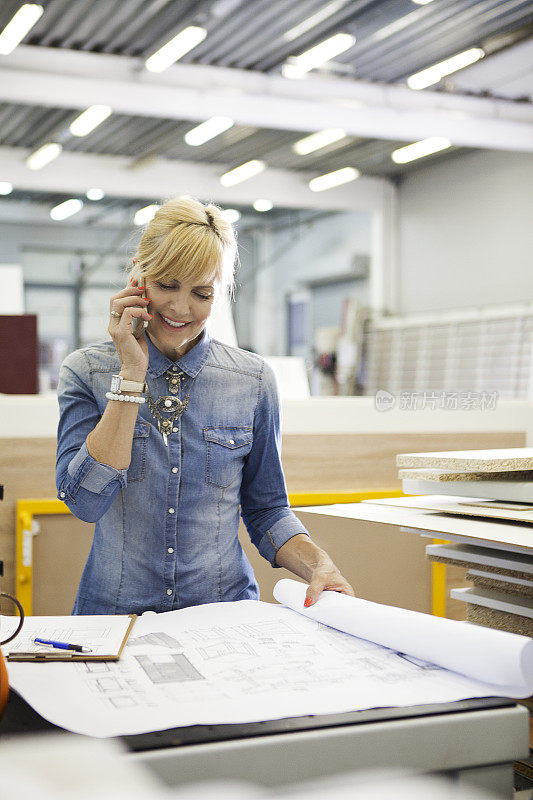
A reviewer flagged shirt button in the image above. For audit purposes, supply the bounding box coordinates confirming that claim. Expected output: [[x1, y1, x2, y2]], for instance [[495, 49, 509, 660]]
[[59, 491, 66, 499], [168, 507, 175, 514], [166, 589, 172, 595], [171, 467, 178, 473], [172, 427, 178, 433], [229, 439, 235, 445], [168, 547, 174, 554], [172, 366, 178, 371]]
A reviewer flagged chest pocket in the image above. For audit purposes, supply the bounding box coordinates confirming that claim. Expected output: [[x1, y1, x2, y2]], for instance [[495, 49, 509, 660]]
[[204, 426, 253, 488], [126, 421, 150, 483]]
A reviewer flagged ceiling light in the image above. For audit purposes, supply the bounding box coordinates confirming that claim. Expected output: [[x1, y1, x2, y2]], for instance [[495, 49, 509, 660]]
[[284, 1, 350, 42], [145, 26, 207, 73], [220, 160, 265, 187], [0, 4, 43, 56], [253, 199, 273, 212], [70, 105, 112, 137], [407, 48, 484, 90], [391, 137, 452, 163], [134, 204, 159, 226], [222, 208, 241, 223], [0, 182, 13, 195], [309, 166, 359, 192], [293, 128, 347, 155], [184, 117, 234, 146], [411, 0, 435, 4], [50, 199, 83, 221], [373, 11, 419, 41], [86, 188, 105, 201], [289, 32, 355, 76], [26, 142, 62, 170], [281, 62, 308, 80]]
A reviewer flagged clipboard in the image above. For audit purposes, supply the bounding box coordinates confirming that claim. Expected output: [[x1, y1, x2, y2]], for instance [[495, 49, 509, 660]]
[[6, 614, 137, 662]]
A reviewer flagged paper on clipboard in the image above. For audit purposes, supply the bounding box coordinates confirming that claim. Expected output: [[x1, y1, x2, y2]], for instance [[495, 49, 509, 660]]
[[2, 614, 136, 662]]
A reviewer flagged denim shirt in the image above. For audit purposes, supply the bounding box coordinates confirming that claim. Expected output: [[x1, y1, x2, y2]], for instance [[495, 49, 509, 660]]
[[56, 330, 308, 615]]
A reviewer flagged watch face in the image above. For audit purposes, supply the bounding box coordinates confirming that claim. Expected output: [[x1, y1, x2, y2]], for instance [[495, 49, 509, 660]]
[[110, 375, 121, 393]]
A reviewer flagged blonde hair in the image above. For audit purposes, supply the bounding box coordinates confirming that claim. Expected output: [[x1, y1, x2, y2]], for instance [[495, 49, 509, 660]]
[[129, 196, 237, 295]]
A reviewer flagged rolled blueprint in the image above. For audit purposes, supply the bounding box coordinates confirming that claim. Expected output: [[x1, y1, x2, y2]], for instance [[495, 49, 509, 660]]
[[274, 579, 533, 697]]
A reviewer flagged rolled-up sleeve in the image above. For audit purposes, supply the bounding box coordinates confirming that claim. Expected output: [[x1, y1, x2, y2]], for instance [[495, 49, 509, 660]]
[[240, 361, 309, 566], [56, 352, 127, 523]]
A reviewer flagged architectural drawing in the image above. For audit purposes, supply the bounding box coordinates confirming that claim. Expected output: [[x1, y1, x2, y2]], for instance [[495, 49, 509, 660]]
[[135, 653, 205, 684], [8, 591, 527, 738], [127, 632, 182, 649]]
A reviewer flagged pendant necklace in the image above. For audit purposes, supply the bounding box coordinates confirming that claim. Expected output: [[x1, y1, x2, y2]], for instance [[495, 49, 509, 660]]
[[145, 368, 197, 446]]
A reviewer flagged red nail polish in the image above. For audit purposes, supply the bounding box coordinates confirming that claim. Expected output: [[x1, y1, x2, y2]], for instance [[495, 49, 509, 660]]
[[304, 598, 312, 608]]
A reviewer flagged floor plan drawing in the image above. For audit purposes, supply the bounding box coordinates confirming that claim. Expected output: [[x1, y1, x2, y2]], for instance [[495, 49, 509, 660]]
[[135, 653, 205, 684], [7, 589, 532, 738]]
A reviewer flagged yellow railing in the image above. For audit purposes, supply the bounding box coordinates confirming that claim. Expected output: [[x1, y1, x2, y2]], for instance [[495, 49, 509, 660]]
[[16, 492, 447, 617], [16, 499, 72, 614]]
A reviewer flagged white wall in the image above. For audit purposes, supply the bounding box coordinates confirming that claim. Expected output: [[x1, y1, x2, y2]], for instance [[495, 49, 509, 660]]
[[236, 211, 373, 356], [397, 150, 533, 314]]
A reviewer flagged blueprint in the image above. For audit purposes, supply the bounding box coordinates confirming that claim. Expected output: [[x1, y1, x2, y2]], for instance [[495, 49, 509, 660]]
[[5, 582, 531, 737]]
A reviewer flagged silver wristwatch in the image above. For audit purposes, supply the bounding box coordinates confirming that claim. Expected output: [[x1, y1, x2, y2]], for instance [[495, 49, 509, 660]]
[[110, 374, 147, 394]]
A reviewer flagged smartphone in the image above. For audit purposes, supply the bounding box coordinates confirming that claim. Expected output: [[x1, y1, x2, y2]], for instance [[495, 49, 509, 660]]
[[132, 280, 149, 338]]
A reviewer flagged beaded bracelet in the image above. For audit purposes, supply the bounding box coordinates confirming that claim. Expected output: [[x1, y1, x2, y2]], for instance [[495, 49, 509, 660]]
[[105, 391, 146, 404]]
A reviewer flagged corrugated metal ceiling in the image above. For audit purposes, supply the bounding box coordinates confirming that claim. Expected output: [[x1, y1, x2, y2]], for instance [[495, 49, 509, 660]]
[[0, 0, 532, 213]]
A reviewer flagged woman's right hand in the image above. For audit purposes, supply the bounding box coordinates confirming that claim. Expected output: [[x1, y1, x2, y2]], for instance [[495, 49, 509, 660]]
[[108, 283, 152, 378]]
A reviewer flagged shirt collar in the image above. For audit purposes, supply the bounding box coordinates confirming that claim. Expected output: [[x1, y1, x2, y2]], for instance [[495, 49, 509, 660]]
[[146, 328, 212, 379]]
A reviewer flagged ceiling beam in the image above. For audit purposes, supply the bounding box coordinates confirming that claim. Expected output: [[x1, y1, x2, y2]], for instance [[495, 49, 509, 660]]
[[0, 146, 389, 213], [0, 46, 533, 153]]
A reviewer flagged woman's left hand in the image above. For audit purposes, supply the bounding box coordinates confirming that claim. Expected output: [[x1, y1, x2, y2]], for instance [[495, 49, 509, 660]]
[[304, 566, 356, 607], [274, 533, 356, 608]]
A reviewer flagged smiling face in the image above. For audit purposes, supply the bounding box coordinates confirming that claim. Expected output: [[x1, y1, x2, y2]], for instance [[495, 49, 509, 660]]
[[144, 276, 217, 360]]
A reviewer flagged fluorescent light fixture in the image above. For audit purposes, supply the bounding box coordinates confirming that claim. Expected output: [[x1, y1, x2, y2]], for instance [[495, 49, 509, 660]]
[[309, 166, 359, 192], [288, 32, 355, 77], [26, 142, 62, 170], [0, 4, 43, 56], [220, 159, 265, 187], [407, 48, 484, 90], [222, 208, 241, 223], [284, 0, 350, 42], [411, 0, 435, 4], [184, 117, 234, 146], [145, 26, 207, 73], [70, 105, 112, 137], [374, 11, 419, 41], [86, 187, 105, 201], [281, 62, 308, 80], [253, 199, 273, 212], [391, 137, 452, 163], [293, 128, 347, 155], [50, 198, 83, 221], [134, 204, 159, 226], [0, 181, 13, 195]]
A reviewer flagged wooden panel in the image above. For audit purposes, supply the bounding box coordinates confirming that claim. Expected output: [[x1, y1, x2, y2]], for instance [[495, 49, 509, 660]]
[[239, 514, 432, 613], [0, 438, 58, 595], [33, 515, 93, 615], [281, 432, 525, 492]]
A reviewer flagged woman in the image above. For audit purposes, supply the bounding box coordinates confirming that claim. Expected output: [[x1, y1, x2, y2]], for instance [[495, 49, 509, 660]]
[[56, 196, 354, 615]]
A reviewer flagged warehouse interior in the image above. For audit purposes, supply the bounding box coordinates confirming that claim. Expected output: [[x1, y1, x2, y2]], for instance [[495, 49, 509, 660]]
[[1, 1, 533, 798]]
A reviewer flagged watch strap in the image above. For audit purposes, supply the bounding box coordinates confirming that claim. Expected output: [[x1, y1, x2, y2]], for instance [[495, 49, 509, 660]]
[[111, 374, 147, 394]]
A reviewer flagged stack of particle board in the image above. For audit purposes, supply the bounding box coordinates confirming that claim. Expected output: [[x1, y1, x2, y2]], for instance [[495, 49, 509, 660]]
[[396, 448, 533, 635]]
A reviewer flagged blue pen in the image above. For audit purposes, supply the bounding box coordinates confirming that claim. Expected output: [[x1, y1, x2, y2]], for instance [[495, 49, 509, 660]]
[[33, 637, 92, 653]]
